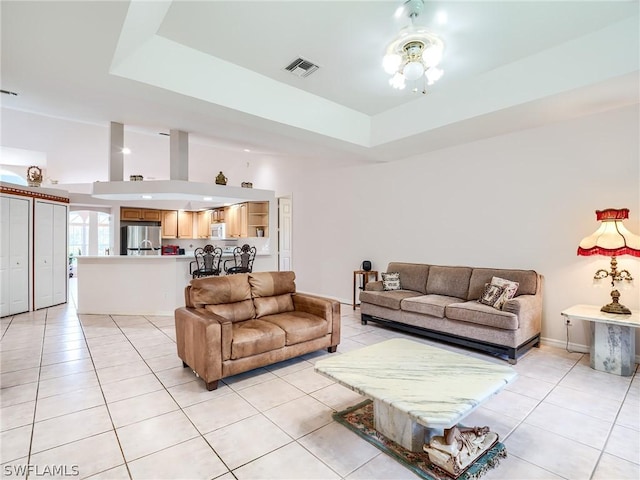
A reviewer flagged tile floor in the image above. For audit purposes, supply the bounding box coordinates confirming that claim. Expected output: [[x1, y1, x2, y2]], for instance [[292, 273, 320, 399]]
[[1, 289, 639, 479]]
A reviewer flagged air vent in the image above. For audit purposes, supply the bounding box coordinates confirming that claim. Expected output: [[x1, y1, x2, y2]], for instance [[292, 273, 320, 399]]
[[284, 57, 319, 78]]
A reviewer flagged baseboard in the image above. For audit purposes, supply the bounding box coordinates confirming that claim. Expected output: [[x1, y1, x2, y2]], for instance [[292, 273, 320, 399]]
[[540, 336, 640, 364]]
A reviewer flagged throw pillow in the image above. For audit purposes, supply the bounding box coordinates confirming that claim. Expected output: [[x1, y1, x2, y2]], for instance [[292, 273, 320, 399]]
[[478, 283, 506, 307], [382, 272, 401, 291], [491, 276, 519, 309]]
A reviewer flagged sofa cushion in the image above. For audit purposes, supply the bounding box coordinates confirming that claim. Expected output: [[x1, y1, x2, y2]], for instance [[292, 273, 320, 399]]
[[382, 272, 401, 291], [467, 268, 537, 300], [446, 301, 519, 330], [359, 290, 421, 310], [254, 294, 295, 318], [387, 262, 430, 294], [426, 266, 472, 299], [231, 319, 286, 359], [261, 311, 328, 345], [190, 274, 251, 307], [205, 299, 255, 323], [401, 295, 464, 318], [249, 271, 296, 297]]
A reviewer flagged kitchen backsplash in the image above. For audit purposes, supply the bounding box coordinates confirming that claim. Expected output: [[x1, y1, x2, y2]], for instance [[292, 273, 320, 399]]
[[161, 236, 270, 254]]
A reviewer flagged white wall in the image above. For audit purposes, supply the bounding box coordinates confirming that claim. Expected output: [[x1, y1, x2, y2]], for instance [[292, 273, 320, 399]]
[[2, 105, 638, 353], [277, 105, 640, 354]]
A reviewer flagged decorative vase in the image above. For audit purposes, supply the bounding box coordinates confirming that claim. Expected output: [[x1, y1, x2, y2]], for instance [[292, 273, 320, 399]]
[[241, 182, 253, 188], [215, 171, 227, 185]]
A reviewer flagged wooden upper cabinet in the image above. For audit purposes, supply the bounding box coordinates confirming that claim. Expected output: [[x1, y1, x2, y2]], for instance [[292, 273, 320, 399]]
[[161, 210, 178, 238], [177, 211, 194, 238], [196, 210, 212, 239], [211, 208, 225, 224], [121, 207, 162, 222]]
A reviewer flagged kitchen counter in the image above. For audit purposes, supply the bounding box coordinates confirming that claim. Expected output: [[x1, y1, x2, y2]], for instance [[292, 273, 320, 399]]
[[76, 252, 277, 315]]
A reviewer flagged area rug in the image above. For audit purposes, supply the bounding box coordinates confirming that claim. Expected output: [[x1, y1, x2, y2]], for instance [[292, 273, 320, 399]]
[[333, 400, 507, 480]]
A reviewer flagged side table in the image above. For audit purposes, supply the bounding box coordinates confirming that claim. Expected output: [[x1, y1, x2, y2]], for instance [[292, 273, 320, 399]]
[[561, 304, 639, 376], [353, 270, 379, 310]]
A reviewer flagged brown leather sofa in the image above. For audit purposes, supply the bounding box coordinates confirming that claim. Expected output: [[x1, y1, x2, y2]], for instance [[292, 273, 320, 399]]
[[175, 271, 341, 390]]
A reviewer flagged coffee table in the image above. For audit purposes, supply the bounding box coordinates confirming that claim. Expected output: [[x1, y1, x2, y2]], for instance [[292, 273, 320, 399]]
[[314, 338, 517, 453]]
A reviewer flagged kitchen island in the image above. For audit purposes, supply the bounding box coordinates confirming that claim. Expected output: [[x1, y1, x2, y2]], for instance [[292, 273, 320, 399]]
[[76, 252, 276, 315]]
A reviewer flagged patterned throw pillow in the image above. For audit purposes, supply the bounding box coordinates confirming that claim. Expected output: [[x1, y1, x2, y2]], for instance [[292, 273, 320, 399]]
[[478, 283, 506, 307], [382, 272, 401, 291], [491, 276, 519, 309]]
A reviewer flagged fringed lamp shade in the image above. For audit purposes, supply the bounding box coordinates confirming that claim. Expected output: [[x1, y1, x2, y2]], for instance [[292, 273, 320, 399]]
[[577, 208, 640, 314]]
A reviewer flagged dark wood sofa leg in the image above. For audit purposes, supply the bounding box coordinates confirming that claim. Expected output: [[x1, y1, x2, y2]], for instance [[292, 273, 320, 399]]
[[205, 380, 219, 391], [327, 346, 337, 353]]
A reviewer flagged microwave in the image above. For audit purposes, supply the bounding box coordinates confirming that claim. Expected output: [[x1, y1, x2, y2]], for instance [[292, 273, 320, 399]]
[[210, 223, 226, 240]]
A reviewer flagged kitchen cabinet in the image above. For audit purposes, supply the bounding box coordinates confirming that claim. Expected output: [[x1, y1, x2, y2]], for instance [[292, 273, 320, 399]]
[[226, 203, 248, 238], [226, 202, 268, 238], [0, 196, 30, 316], [196, 210, 212, 239], [211, 208, 225, 224], [178, 211, 194, 238], [121, 207, 162, 222], [161, 210, 178, 238], [247, 201, 269, 237], [34, 200, 68, 310]]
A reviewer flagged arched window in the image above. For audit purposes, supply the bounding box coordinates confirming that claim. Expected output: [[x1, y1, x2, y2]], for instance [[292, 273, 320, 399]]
[[68, 209, 112, 256], [0, 168, 27, 186]]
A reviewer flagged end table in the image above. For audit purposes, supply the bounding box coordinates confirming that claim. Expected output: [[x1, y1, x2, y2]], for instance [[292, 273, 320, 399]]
[[353, 270, 379, 310]]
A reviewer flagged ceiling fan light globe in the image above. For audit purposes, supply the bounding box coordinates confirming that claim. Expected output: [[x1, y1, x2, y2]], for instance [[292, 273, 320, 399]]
[[389, 72, 406, 89], [425, 66, 444, 85], [403, 61, 424, 81], [383, 54, 402, 74], [422, 44, 443, 67]]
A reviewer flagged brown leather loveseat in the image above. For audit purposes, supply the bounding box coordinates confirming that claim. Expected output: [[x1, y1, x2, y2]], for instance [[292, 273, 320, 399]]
[[175, 271, 341, 390]]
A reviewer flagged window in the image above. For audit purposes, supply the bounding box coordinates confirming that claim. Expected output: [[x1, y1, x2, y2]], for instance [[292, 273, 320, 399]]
[[68, 210, 112, 256]]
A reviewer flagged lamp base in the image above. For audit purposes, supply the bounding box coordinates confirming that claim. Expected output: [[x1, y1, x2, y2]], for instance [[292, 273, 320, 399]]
[[601, 289, 632, 315]]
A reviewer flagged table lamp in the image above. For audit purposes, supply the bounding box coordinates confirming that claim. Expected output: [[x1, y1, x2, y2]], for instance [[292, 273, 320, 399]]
[[577, 208, 640, 314]]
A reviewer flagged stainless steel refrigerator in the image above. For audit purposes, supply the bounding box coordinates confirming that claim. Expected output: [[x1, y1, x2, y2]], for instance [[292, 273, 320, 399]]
[[120, 226, 162, 255]]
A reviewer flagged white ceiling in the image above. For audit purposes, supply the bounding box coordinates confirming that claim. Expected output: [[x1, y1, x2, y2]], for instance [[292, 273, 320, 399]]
[[1, 0, 639, 164]]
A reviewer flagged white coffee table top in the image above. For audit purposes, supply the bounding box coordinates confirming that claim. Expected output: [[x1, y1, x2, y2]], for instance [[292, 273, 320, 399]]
[[315, 338, 517, 429], [561, 304, 640, 328]]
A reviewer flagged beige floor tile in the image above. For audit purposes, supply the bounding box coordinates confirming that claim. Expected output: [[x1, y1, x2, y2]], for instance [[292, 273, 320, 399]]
[[559, 364, 633, 401], [605, 424, 640, 464], [167, 379, 233, 408], [101, 373, 163, 403], [40, 347, 90, 367], [233, 442, 339, 480], [108, 389, 179, 428], [480, 389, 539, 421], [36, 371, 99, 399], [29, 431, 124, 479], [0, 425, 32, 464], [134, 342, 176, 360], [39, 358, 94, 381], [222, 367, 277, 391], [84, 333, 128, 348], [592, 452, 640, 480], [95, 360, 151, 385], [0, 401, 36, 431], [280, 366, 335, 393], [144, 353, 183, 372], [35, 385, 105, 422], [616, 397, 640, 431], [346, 453, 421, 479], [525, 401, 612, 449], [512, 359, 569, 384], [0, 356, 41, 375], [544, 384, 623, 422], [204, 414, 291, 469], [298, 421, 380, 477], [311, 383, 366, 412], [91, 350, 143, 370], [503, 373, 555, 400], [459, 405, 520, 440], [482, 453, 563, 479], [154, 366, 198, 388], [263, 395, 334, 439], [0, 368, 39, 389], [84, 465, 130, 480], [116, 410, 199, 462], [264, 357, 313, 377], [184, 391, 258, 434], [0, 456, 28, 478], [505, 422, 600, 479], [31, 405, 113, 454], [237, 377, 306, 411], [1, 382, 38, 408], [128, 437, 227, 479]]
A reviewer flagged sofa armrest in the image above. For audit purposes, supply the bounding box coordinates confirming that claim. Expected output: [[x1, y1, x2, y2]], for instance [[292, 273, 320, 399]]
[[365, 281, 384, 291], [292, 293, 341, 347], [174, 306, 231, 384], [502, 293, 542, 338]]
